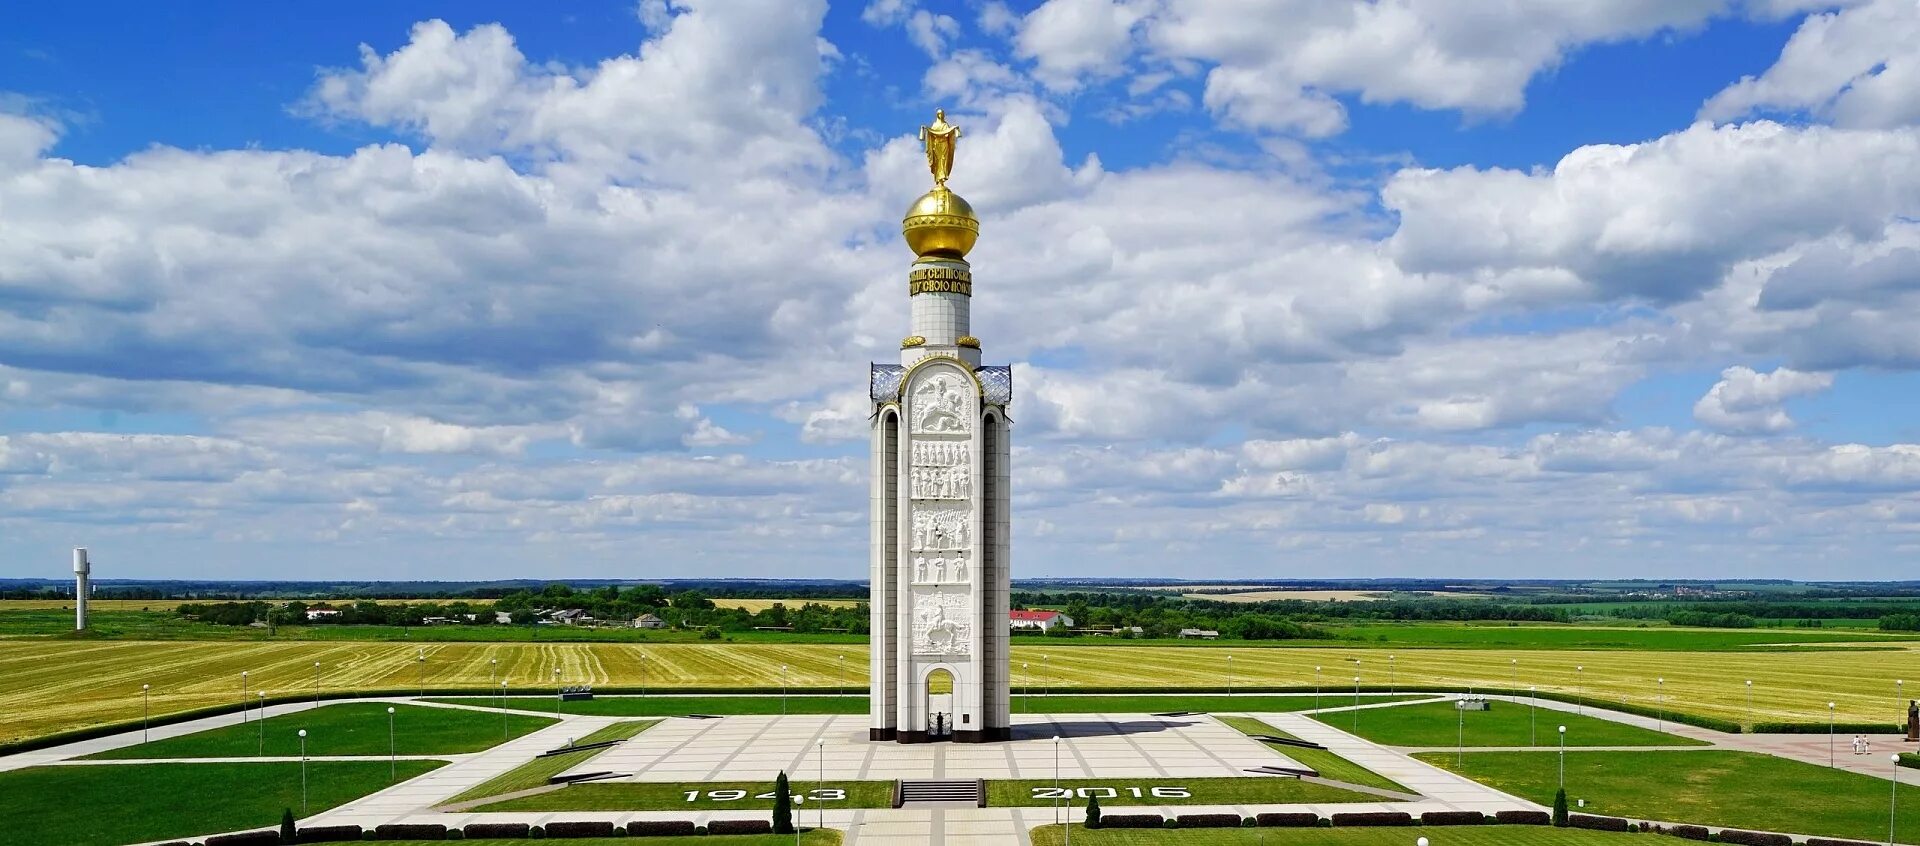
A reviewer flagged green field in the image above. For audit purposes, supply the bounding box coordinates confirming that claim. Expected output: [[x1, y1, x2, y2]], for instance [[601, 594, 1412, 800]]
[[0, 760, 443, 846], [1308, 699, 1706, 748], [474, 780, 896, 812], [1417, 750, 1920, 840], [1030, 825, 1689, 844], [986, 777, 1379, 807], [447, 720, 656, 803], [1312, 622, 1918, 649], [85, 702, 553, 760], [1212, 716, 1408, 792]]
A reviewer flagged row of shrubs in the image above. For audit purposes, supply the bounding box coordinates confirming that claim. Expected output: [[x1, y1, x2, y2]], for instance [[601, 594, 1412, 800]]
[[1086, 811, 1879, 844], [162, 819, 790, 845], [1748, 721, 1901, 734]]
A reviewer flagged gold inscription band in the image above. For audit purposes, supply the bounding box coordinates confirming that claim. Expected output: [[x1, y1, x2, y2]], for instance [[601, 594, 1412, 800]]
[[910, 278, 973, 296]]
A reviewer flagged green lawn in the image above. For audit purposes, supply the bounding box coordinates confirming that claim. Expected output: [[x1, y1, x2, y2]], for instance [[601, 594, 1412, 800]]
[[446, 720, 656, 803], [474, 780, 895, 812], [429, 693, 1430, 718], [86, 702, 554, 759], [1213, 716, 1409, 793], [987, 777, 1380, 808], [0, 760, 443, 846], [1030, 824, 1667, 845], [1313, 699, 1706, 748], [1417, 750, 1920, 841]]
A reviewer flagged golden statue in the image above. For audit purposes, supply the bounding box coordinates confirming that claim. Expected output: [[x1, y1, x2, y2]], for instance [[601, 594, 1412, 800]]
[[919, 109, 961, 187]]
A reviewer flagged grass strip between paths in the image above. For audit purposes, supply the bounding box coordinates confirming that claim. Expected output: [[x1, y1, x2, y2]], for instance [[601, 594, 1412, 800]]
[[0, 760, 443, 846], [1416, 749, 1920, 841], [1310, 699, 1708, 748], [1213, 715, 1410, 793], [426, 693, 1432, 718], [85, 702, 555, 760], [447, 720, 656, 803]]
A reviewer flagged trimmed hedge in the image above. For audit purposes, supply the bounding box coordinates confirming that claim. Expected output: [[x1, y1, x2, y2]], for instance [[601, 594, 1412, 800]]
[[543, 821, 615, 838], [1254, 812, 1321, 827], [1898, 752, 1919, 769], [1330, 811, 1414, 826], [626, 820, 698, 836], [461, 823, 531, 839], [203, 833, 279, 846], [1097, 814, 1165, 829], [1420, 811, 1488, 825], [1667, 824, 1710, 841], [375, 823, 447, 840], [1750, 722, 1900, 734], [293, 825, 364, 843], [1174, 814, 1240, 828], [1567, 814, 1630, 832], [707, 820, 773, 835], [1493, 810, 1551, 825], [1806, 838, 1881, 846], [1716, 830, 1793, 846]]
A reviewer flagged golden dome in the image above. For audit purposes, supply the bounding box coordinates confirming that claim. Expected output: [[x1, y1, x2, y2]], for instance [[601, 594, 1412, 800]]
[[902, 187, 979, 259]]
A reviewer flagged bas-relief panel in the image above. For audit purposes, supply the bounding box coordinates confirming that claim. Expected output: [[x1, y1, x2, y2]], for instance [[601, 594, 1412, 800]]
[[910, 371, 972, 435], [912, 589, 971, 656]]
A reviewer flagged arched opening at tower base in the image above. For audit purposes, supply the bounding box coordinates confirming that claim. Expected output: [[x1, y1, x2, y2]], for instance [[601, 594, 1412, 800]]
[[925, 668, 955, 740]]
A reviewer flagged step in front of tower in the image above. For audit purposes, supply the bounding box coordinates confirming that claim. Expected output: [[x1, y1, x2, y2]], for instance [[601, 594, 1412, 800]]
[[896, 778, 984, 807]]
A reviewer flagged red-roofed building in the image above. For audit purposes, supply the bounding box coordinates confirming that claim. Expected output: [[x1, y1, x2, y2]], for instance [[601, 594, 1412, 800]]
[[1009, 609, 1074, 632]]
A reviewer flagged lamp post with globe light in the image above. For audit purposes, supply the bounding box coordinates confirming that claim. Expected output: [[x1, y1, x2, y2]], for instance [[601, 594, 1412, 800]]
[[1558, 725, 1568, 789], [1656, 678, 1665, 733], [387, 706, 397, 781], [256, 692, 266, 754], [1315, 666, 1323, 711], [1389, 654, 1396, 694], [141, 684, 150, 743], [781, 664, 789, 716], [1828, 702, 1837, 767], [1746, 680, 1754, 728], [499, 681, 509, 738], [1575, 666, 1584, 715], [240, 671, 249, 724], [1892, 753, 1902, 845], [1352, 676, 1362, 732], [312, 661, 322, 709], [1226, 654, 1233, 697], [553, 668, 562, 719], [298, 729, 309, 812], [1529, 686, 1538, 746]]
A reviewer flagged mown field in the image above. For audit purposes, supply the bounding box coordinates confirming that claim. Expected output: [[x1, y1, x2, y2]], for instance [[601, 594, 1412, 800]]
[[4, 639, 1917, 746]]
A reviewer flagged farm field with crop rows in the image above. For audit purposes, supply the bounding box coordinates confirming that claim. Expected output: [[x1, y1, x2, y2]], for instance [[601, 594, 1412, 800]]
[[5, 639, 1917, 746]]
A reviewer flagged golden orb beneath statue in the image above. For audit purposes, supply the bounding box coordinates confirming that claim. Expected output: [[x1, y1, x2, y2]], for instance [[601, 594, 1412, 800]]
[[902, 188, 979, 259]]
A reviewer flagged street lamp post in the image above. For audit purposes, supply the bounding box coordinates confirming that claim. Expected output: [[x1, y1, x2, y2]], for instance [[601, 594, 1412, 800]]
[[312, 661, 322, 709], [1746, 680, 1754, 729], [1226, 654, 1233, 697], [1052, 736, 1061, 826], [499, 681, 508, 739], [1828, 702, 1837, 767], [1043, 654, 1051, 697], [1315, 666, 1323, 711], [781, 664, 789, 716], [817, 739, 826, 833], [1558, 725, 1567, 789], [1352, 676, 1361, 732], [1510, 658, 1517, 692], [141, 684, 151, 743], [256, 692, 266, 755], [387, 706, 397, 781], [1388, 654, 1396, 694], [298, 729, 309, 813], [1022, 662, 1029, 712], [1575, 666, 1584, 715], [1456, 699, 1464, 766], [838, 654, 846, 698], [489, 658, 497, 685], [1656, 678, 1665, 733], [416, 651, 425, 698], [553, 668, 562, 719], [240, 671, 249, 724], [1891, 753, 1902, 846], [1529, 686, 1538, 746]]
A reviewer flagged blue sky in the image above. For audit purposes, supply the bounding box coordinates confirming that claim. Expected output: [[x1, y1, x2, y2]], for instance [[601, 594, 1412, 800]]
[[3, 0, 1920, 581]]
